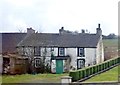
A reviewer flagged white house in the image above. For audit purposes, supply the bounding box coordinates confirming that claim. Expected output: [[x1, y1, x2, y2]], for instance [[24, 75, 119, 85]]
[[17, 24, 104, 74]]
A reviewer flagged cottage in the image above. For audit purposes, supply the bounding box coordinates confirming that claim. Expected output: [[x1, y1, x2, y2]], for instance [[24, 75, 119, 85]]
[[17, 24, 104, 74]]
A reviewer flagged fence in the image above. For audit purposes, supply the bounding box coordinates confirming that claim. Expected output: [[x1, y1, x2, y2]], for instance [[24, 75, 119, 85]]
[[69, 57, 120, 82]]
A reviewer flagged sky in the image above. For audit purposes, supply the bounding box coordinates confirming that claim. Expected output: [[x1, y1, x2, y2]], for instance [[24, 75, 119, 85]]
[[0, 0, 119, 35]]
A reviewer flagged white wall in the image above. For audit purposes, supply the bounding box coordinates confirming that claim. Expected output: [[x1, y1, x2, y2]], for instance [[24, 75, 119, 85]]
[[51, 60, 56, 73], [85, 48, 96, 66], [66, 48, 77, 70], [96, 39, 104, 64], [20, 46, 103, 71], [41, 47, 58, 57]]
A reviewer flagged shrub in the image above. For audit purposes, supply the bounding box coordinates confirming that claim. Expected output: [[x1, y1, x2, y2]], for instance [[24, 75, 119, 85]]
[[79, 70, 82, 79], [86, 68, 90, 77], [90, 67, 93, 75], [81, 70, 85, 78], [69, 71, 79, 81], [93, 66, 96, 74], [99, 64, 102, 71], [69, 57, 119, 81]]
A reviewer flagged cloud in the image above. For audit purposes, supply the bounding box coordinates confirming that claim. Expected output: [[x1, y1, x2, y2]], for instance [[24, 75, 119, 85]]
[[0, 0, 119, 35]]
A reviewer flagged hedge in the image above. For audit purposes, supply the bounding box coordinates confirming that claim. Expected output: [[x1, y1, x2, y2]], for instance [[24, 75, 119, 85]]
[[69, 57, 120, 82]]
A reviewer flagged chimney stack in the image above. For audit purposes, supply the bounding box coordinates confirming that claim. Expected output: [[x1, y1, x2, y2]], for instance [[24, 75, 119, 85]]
[[27, 27, 35, 34], [81, 29, 85, 33], [26, 27, 35, 37], [96, 24, 102, 36], [59, 27, 64, 34]]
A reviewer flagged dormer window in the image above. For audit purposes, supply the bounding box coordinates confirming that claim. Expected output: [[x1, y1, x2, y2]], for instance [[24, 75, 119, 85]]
[[58, 48, 65, 56], [78, 48, 84, 57]]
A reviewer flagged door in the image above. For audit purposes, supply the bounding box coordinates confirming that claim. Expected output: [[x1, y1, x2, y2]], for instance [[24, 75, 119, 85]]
[[77, 59, 85, 69], [56, 60, 63, 74]]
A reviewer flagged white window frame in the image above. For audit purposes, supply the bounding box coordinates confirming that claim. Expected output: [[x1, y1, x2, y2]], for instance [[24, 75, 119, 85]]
[[77, 59, 85, 69], [78, 48, 84, 57], [59, 48, 65, 56], [35, 58, 41, 68]]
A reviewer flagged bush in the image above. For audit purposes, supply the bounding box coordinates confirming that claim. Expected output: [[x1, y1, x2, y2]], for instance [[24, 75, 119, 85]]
[[90, 67, 93, 75], [99, 64, 102, 71], [69, 71, 79, 81], [86, 68, 90, 77], [79, 70, 82, 79], [69, 57, 119, 81], [81, 70, 85, 78], [93, 66, 96, 74]]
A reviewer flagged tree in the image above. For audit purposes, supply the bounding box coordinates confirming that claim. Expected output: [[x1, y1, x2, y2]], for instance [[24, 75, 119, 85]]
[[107, 33, 117, 39], [102, 33, 118, 39]]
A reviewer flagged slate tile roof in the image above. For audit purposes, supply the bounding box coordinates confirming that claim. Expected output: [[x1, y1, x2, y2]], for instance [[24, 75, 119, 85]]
[[0, 33, 26, 53], [17, 33, 100, 48]]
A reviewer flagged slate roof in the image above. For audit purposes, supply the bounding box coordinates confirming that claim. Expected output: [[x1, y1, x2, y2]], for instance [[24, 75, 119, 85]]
[[0, 33, 26, 53], [17, 33, 100, 48]]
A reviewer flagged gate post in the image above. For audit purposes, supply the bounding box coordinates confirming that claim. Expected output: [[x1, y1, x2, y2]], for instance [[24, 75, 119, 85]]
[[61, 76, 72, 85]]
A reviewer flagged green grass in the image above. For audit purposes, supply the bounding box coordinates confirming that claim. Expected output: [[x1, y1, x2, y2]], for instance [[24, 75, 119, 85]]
[[84, 66, 118, 82], [1, 73, 69, 83], [103, 39, 118, 47], [103, 39, 118, 59], [103, 39, 118, 51]]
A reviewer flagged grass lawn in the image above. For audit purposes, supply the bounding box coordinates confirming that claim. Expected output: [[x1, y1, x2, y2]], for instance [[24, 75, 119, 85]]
[[83, 66, 119, 82], [103, 39, 118, 51], [1, 73, 69, 83], [103, 39, 118, 47], [103, 39, 118, 59]]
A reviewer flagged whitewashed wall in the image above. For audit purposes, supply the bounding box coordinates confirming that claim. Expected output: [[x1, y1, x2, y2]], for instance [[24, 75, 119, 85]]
[[52, 48, 58, 56], [51, 60, 56, 73], [85, 48, 96, 66], [18, 46, 104, 71], [41, 47, 58, 57], [96, 39, 104, 64], [66, 48, 77, 70]]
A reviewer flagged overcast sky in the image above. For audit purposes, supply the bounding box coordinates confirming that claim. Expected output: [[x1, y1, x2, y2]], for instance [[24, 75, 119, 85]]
[[0, 0, 119, 35]]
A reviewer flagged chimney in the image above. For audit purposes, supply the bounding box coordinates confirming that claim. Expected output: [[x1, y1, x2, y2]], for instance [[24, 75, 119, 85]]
[[81, 29, 85, 33], [96, 24, 102, 36], [27, 27, 35, 36], [59, 27, 64, 34]]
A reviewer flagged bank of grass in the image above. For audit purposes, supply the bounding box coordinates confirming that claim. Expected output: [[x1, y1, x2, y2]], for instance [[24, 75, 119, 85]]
[[1, 73, 69, 83], [84, 66, 118, 82], [103, 39, 118, 47]]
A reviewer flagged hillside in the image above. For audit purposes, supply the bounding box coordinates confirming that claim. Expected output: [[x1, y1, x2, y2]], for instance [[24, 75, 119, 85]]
[[103, 39, 118, 60]]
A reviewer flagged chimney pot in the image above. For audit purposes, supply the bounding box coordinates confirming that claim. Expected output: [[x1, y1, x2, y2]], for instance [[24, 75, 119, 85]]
[[59, 27, 64, 34], [96, 23, 102, 36], [98, 24, 100, 28], [61, 27, 64, 30], [81, 29, 85, 33]]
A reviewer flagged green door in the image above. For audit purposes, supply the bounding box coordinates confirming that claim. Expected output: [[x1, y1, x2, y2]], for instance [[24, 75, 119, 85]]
[[56, 60, 63, 74]]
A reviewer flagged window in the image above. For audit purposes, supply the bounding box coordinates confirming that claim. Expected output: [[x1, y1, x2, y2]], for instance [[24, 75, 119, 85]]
[[58, 48, 65, 56], [34, 46, 41, 56], [78, 48, 84, 57], [35, 58, 41, 68], [77, 59, 85, 69]]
